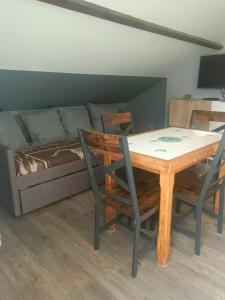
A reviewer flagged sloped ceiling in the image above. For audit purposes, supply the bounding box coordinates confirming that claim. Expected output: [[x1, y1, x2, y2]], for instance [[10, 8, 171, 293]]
[[88, 0, 225, 43], [0, 0, 225, 77]]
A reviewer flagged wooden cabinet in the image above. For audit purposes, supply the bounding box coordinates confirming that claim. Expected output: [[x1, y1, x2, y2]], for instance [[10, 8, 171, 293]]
[[169, 99, 212, 128]]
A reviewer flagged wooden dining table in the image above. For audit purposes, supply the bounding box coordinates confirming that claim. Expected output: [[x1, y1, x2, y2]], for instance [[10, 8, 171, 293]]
[[104, 127, 222, 267]]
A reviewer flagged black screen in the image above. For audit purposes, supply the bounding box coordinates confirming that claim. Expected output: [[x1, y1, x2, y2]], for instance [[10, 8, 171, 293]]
[[198, 54, 225, 88]]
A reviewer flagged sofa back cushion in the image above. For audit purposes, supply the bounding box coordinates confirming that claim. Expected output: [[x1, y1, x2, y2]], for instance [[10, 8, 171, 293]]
[[59, 106, 91, 138], [21, 108, 66, 145], [0, 111, 28, 151], [87, 102, 127, 131], [14, 114, 33, 143]]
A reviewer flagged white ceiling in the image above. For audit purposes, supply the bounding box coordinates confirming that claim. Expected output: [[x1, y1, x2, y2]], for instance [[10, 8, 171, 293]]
[[0, 0, 224, 76]]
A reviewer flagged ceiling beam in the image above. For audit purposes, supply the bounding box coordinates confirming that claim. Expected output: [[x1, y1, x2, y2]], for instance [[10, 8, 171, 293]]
[[38, 0, 223, 50]]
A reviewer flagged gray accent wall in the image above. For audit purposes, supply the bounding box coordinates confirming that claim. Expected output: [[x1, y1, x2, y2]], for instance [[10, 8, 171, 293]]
[[0, 69, 162, 110], [128, 79, 167, 129], [0, 69, 167, 128]]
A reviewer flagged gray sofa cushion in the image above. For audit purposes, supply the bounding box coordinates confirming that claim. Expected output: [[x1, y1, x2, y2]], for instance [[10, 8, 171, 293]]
[[21, 108, 66, 145], [59, 106, 91, 138], [87, 102, 127, 131], [14, 114, 32, 143], [0, 111, 28, 151]]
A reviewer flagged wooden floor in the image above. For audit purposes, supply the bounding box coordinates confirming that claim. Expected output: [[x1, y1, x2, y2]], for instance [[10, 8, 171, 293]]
[[0, 191, 225, 300]]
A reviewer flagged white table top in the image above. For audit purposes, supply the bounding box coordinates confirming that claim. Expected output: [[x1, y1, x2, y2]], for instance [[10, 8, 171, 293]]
[[128, 127, 222, 160]]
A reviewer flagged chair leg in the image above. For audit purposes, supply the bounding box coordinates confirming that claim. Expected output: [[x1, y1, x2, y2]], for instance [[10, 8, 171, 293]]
[[132, 223, 140, 278], [141, 221, 146, 229], [175, 199, 181, 214], [149, 214, 156, 231], [195, 206, 202, 256], [94, 204, 100, 251], [128, 217, 133, 229], [217, 186, 224, 234], [193, 209, 196, 219]]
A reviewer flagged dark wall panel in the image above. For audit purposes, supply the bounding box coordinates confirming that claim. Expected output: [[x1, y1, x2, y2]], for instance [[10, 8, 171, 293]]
[[0, 69, 162, 110], [128, 79, 167, 129]]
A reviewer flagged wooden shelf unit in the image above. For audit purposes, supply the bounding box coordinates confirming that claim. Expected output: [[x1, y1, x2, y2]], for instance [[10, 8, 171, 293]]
[[169, 99, 212, 128]]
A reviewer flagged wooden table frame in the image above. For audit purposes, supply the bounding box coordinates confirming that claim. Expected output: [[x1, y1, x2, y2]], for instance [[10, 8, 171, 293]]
[[103, 139, 219, 267]]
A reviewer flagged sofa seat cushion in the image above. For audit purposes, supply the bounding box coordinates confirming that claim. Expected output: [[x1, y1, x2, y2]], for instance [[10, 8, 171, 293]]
[[15, 139, 84, 176]]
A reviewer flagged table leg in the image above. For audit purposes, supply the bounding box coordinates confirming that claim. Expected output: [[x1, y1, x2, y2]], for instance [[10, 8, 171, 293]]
[[104, 154, 117, 232], [157, 170, 175, 266], [214, 192, 220, 214]]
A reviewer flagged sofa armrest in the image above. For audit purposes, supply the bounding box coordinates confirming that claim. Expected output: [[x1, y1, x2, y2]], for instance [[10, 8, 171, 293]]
[[0, 144, 21, 216]]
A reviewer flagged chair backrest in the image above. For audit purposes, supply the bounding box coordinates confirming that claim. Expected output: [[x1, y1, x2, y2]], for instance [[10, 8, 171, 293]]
[[190, 110, 225, 132], [78, 129, 140, 219], [101, 112, 135, 135], [198, 130, 225, 206]]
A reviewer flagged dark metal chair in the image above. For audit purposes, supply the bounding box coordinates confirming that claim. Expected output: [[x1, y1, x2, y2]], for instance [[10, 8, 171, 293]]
[[101, 111, 158, 229], [173, 130, 225, 255], [101, 112, 135, 135], [189, 109, 225, 180], [78, 129, 160, 277]]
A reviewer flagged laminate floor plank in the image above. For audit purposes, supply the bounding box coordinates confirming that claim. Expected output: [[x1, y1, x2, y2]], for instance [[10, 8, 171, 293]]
[[0, 245, 70, 300], [29, 211, 152, 300], [0, 190, 225, 300]]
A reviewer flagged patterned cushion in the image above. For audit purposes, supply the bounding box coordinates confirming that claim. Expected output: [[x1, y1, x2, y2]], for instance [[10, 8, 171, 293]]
[[15, 139, 84, 176]]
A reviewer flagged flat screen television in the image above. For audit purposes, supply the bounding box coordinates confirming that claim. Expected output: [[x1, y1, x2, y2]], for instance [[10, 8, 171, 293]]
[[198, 54, 225, 88]]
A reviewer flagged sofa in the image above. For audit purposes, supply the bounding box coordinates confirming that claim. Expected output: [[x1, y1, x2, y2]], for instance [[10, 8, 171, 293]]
[[0, 102, 126, 216]]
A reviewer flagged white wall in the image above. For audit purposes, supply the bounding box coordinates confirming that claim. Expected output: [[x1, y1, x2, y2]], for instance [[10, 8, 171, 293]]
[[0, 0, 190, 76], [0, 0, 225, 101], [0, 0, 224, 78], [166, 53, 224, 100]]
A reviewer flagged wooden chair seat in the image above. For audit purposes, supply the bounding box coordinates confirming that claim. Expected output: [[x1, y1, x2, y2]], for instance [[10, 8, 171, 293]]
[[133, 167, 158, 183], [116, 166, 158, 184], [103, 175, 160, 217], [175, 166, 218, 205]]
